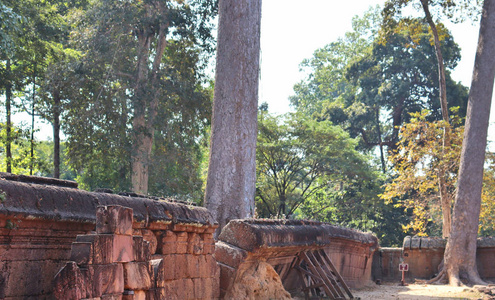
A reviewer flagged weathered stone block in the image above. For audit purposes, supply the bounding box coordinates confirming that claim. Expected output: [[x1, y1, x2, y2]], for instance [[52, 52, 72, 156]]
[[140, 229, 157, 255], [186, 254, 199, 278], [122, 289, 146, 300], [193, 278, 205, 299], [157, 231, 177, 255], [187, 233, 204, 255], [132, 236, 150, 262], [77, 234, 134, 263], [150, 259, 167, 288], [91, 264, 124, 297], [101, 294, 123, 300], [218, 263, 236, 298], [96, 205, 133, 235], [207, 254, 219, 278], [214, 241, 248, 269], [123, 262, 152, 290], [176, 232, 188, 254], [175, 254, 187, 279], [183, 278, 194, 299], [160, 255, 176, 282], [71, 242, 94, 265], [146, 288, 168, 300], [53, 261, 86, 300], [202, 233, 215, 255]]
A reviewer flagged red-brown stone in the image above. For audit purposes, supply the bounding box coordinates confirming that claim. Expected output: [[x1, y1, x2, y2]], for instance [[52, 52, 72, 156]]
[[96, 205, 133, 236], [90, 264, 124, 297], [123, 262, 152, 290], [53, 261, 86, 300]]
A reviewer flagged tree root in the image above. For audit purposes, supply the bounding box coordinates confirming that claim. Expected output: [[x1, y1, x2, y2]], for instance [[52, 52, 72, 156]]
[[427, 269, 447, 285]]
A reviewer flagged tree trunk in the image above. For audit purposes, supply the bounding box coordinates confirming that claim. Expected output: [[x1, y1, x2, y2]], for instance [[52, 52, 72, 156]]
[[130, 5, 168, 195], [442, 0, 495, 286], [53, 89, 61, 179], [5, 59, 12, 173], [375, 107, 386, 173], [421, 0, 452, 238], [204, 0, 262, 233], [30, 71, 36, 176], [420, 0, 449, 122]]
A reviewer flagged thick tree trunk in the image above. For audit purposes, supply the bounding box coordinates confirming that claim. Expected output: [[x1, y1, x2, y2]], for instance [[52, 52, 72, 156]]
[[5, 59, 12, 173], [204, 0, 262, 232], [421, 0, 452, 238], [442, 0, 495, 286]]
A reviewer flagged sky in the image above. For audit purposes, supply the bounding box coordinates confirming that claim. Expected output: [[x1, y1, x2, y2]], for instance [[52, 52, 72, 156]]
[[259, 1, 493, 141]]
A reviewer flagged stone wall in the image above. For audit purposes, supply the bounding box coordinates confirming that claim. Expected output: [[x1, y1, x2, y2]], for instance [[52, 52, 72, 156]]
[[215, 219, 378, 298], [372, 236, 495, 282], [0, 173, 218, 299]]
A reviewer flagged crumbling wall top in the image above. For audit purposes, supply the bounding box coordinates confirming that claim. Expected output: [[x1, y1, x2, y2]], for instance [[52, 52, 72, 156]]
[[218, 219, 378, 252], [0, 174, 216, 227]]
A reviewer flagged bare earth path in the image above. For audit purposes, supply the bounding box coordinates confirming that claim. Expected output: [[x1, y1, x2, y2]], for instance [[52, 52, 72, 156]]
[[352, 283, 486, 300]]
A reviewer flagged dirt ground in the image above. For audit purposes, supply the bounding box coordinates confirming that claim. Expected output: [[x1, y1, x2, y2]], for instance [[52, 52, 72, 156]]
[[351, 282, 488, 300]]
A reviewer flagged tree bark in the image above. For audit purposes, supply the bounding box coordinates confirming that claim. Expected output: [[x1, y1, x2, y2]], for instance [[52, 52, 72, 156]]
[[204, 0, 262, 232], [53, 89, 61, 179], [442, 0, 495, 286], [420, 0, 449, 122], [375, 107, 386, 173], [130, 2, 168, 194], [421, 0, 452, 238], [5, 59, 12, 173]]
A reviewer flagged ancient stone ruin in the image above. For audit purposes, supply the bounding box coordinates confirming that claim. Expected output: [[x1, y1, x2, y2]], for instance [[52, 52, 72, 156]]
[[0, 173, 218, 299], [1, 173, 495, 299], [215, 219, 378, 298]]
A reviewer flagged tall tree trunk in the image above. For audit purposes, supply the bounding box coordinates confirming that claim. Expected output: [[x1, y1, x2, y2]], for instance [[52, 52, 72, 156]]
[[130, 8, 168, 195], [53, 89, 61, 179], [442, 0, 495, 286], [5, 59, 12, 173], [375, 107, 386, 173], [420, 0, 449, 121], [30, 68, 36, 176], [421, 0, 452, 238], [204, 0, 262, 233]]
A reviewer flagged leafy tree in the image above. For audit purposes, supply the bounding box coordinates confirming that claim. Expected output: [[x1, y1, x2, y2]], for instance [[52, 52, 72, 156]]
[[0, 123, 48, 175], [256, 112, 369, 217], [345, 18, 467, 158], [256, 111, 406, 246], [290, 7, 468, 177], [381, 0, 481, 238], [381, 109, 463, 236], [66, 0, 216, 195], [0, 0, 84, 176]]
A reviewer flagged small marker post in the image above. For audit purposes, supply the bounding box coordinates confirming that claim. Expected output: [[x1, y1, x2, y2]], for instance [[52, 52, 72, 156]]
[[399, 262, 409, 286]]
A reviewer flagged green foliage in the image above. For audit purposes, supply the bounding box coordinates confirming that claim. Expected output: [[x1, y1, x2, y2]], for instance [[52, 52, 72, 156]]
[[0, 123, 49, 175], [256, 111, 406, 246], [62, 0, 216, 196], [381, 109, 463, 236], [291, 6, 468, 161]]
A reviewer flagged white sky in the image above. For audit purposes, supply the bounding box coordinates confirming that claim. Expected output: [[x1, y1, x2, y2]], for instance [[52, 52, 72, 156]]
[[260, 0, 479, 113]]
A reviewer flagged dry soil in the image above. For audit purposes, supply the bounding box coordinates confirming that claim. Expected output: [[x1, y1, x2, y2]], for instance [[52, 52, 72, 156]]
[[352, 283, 486, 300]]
